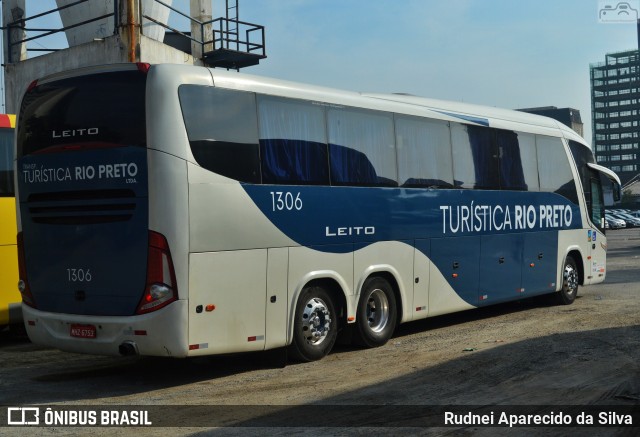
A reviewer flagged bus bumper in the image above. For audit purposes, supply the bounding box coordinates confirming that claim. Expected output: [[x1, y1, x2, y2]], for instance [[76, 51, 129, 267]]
[[21, 300, 188, 357]]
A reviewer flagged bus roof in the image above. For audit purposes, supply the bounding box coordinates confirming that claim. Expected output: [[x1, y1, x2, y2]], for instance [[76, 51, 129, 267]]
[[28, 63, 587, 147], [206, 68, 586, 145]]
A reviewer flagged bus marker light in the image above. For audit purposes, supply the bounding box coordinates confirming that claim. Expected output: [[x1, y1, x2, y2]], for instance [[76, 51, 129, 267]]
[[416, 306, 426, 312], [136, 62, 151, 74], [134, 330, 147, 336], [587, 256, 592, 260], [347, 316, 355, 322], [205, 304, 215, 312], [27, 320, 35, 326], [26, 80, 38, 93], [452, 273, 458, 278], [480, 294, 488, 301], [530, 263, 535, 268], [189, 343, 209, 350]]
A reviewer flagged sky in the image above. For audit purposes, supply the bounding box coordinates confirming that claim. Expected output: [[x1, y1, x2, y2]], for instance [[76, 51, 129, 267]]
[[2, 0, 639, 142]]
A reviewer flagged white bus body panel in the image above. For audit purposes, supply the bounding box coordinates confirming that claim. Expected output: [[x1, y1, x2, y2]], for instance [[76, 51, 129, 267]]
[[188, 163, 297, 252], [188, 249, 268, 355]]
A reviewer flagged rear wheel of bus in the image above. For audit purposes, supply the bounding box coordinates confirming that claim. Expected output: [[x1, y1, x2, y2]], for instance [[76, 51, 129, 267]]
[[289, 285, 338, 362], [353, 276, 397, 348]]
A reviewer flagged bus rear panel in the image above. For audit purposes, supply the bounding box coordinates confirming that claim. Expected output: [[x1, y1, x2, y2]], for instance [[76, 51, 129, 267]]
[[18, 65, 187, 356]]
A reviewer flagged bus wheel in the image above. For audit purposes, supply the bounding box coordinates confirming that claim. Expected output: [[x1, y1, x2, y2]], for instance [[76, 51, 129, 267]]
[[556, 255, 579, 305], [289, 286, 337, 362], [354, 277, 397, 348]]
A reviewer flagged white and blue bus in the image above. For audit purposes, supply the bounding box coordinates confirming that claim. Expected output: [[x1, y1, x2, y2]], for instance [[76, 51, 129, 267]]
[[16, 63, 620, 361]]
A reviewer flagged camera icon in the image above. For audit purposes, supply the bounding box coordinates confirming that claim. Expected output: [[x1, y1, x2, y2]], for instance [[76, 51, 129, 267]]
[[598, 1, 639, 23]]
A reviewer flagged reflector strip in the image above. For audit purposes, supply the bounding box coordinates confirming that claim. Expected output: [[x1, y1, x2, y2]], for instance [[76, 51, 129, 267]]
[[247, 335, 265, 342], [134, 330, 147, 336], [415, 306, 426, 312], [480, 294, 488, 301], [189, 343, 209, 350]]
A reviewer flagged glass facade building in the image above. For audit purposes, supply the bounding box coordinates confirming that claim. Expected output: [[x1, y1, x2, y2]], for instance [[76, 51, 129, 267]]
[[590, 49, 640, 185]]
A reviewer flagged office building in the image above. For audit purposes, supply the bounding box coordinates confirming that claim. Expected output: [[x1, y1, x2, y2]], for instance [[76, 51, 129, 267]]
[[590, 49, 640, 186]]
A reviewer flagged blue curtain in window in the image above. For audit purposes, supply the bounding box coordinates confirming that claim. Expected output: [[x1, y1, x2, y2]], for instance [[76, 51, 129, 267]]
[[497, 130, 527, 190], [329, 144, 378, 185], [260, 139, 329, 184], [467, 125, 498, 189]]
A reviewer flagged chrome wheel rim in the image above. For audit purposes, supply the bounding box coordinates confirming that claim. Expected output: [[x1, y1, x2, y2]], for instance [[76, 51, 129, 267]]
[[364, 288, 390, 333], [563, 263, 578, 296], [301, 297, 332, 346]]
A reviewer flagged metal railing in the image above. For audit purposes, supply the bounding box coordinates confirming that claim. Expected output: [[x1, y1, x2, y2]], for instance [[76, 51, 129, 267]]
[[4, 0, 117, 63], [3, 0, 265, 67], [140, 0, 265, 59]]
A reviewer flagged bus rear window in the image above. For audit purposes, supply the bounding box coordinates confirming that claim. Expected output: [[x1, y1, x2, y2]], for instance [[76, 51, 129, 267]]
[[18, 70, 147, 157]]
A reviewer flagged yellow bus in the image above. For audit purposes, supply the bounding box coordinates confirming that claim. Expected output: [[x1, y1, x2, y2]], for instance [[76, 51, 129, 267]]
[[0, 114, 19, 328]]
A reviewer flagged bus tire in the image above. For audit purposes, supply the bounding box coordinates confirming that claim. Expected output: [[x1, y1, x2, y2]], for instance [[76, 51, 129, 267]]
[[289, 286, 337, 362], [353, 277, 397, 348], [555, 255, 579, 305]]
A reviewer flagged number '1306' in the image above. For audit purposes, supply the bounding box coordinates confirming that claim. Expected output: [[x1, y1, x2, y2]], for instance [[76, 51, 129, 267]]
[[67, 268, 92, 282], [270, 191, 303, 211]]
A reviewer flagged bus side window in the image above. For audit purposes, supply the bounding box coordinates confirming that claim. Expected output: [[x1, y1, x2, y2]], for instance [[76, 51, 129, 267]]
[[536, 135, 579, 204], [257, 96, 329, 185], [395, 116, 454, 188], [0, 129, 14, 197], [497, 129, 527, 191], [451, 123, 499, 190], [515, 132, 539, 191], [179, 85, 261, 184], [327, 107, 398, 187]]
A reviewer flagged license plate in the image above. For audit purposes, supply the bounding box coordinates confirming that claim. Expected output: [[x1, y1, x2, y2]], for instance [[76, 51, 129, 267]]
[[70, 324, 97, 339]]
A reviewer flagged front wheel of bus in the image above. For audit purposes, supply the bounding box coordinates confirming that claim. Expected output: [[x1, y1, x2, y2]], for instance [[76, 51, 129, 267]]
[[289, 286, 337, 362], [556, 255, 579, 305], [354, 277, 397, 348]]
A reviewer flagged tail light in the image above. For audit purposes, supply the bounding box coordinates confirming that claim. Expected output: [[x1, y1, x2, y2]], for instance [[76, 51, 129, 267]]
[[136, 231, 178, 314], [17, 232, 37, 308]]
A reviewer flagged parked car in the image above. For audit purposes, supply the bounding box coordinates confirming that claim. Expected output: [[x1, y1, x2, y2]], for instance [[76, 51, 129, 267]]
[[608, 209, 630, 216], [605, 215, 626, 229], [609, 212, 640, 227]]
